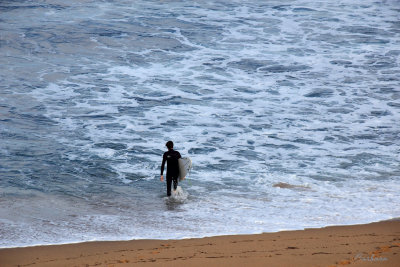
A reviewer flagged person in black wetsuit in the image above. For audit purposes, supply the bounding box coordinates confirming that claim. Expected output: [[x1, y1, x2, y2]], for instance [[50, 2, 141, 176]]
[[160, 141, 182, 196]]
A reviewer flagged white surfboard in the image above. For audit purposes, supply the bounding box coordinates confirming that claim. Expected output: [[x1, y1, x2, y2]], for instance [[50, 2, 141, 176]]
[[178, 157, 192, 181]]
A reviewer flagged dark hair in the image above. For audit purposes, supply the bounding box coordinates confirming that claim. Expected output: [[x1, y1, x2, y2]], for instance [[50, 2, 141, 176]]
[[166, 141, 174, 149]]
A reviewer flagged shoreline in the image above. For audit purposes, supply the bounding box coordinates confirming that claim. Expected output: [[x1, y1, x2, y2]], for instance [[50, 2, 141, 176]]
[[3, 218, 399, 250], [1, 220, 399, 267]]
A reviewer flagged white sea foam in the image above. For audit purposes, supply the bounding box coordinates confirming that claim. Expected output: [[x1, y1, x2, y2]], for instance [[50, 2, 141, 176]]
[[169, 186, 189, 202]]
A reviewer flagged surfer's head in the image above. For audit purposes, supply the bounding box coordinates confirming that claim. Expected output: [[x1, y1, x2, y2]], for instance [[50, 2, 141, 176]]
[[166, 141, 174, 150]]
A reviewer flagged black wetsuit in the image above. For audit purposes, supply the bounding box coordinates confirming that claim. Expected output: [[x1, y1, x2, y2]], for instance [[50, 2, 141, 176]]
[[161, 149, 181, 196]]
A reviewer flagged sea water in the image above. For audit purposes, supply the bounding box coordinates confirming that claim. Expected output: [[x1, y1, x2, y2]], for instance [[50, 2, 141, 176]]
[[1, 0, 399, 248]]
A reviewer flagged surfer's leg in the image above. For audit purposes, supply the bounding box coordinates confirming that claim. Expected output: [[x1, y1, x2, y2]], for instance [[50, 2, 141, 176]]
[[173, 177, 178, 191], [166, 176, 172, 196]]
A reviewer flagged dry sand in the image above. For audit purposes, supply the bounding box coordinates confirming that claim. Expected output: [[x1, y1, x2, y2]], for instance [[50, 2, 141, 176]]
[[1, 220, 399, 267]]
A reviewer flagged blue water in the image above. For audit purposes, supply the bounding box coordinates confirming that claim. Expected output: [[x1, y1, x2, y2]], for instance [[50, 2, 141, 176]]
[[1, 0, 400, 248]]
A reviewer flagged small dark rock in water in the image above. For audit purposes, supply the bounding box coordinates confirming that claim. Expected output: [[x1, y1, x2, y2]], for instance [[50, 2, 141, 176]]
[[273, 182, 311, 190], [273, 182, 296, 188]]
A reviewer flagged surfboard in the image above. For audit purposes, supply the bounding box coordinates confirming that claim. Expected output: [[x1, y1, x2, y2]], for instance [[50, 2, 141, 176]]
[[178, 157, 192, 181]]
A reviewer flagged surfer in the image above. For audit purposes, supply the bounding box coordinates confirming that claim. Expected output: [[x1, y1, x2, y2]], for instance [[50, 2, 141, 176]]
[[160, 141, 182, 196]]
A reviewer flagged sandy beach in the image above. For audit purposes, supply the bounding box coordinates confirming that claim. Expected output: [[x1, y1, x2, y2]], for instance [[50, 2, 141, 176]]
[[1, 220, 399, 267]]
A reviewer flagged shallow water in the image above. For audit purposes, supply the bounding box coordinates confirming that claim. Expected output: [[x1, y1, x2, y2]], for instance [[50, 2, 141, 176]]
[[1, 0, 399, 247]]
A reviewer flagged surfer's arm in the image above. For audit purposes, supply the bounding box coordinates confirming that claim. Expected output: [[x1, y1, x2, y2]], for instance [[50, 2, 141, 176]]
[[160, 154, 167, 182], [160, 153, 167, 175]]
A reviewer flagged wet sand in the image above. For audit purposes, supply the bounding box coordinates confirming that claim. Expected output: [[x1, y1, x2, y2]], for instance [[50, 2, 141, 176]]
[[1, 220, 399, 267]]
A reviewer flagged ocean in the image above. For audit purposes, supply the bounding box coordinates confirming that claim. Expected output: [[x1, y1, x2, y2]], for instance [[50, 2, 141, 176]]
[[0, 0, 399, 248]]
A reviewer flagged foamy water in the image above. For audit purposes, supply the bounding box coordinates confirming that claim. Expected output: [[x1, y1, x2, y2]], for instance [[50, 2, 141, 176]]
[[1, 0, 399, 247]]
